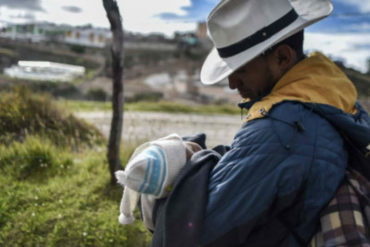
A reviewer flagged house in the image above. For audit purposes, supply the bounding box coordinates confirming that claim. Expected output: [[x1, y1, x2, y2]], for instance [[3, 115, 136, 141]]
[[64, 26, 112, 48], [0, 22, 66, 43], [4, 60, 85, 82], [0, 22, 208, 51], [0, 22, 112, 48]]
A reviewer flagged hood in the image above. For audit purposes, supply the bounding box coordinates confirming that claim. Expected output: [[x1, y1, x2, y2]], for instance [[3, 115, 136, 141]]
[[242, 52, 358, 121], [313, 102, 370, 151]]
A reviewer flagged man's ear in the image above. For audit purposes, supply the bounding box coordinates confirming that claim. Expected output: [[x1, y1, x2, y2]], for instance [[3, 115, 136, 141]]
[[273, 44, 297, 73]]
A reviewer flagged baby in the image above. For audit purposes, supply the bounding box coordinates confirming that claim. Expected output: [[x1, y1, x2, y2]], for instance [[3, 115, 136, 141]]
[[115, 134, 201, 230]]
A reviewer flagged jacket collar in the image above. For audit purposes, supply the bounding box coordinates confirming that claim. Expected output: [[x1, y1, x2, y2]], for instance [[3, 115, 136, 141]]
[[239, 52, 358, 121]]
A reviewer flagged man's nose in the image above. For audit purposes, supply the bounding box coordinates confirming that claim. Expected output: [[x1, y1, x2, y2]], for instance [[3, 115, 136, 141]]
[[228, 75, 239, 89]]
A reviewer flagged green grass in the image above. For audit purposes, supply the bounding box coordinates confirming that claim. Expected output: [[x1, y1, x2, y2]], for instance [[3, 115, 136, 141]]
[[0, 48, 17, 57], [0, 136, 73, 181], [0, 88, 104, 147], [72, 69, 97, 85], [60, 99, 241, 115], [0, 137, 151, 247], [0, 88, 152, 246]]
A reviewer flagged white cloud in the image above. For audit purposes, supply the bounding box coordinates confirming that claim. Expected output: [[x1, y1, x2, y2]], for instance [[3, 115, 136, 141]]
[[305, 32, 370, 73], [33, 0, 194, 36], [347, 23, 370, 31], [119, 0, 195, 35], [121, 0, 191, 17], [35, 0, 106, 27], [335, 0, 370, 13], [0, 0, 196, 36], [0, 6, 36, 24]]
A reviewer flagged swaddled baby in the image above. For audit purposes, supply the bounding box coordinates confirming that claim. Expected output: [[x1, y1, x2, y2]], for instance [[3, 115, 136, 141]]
[[115, 134, 201, 230]]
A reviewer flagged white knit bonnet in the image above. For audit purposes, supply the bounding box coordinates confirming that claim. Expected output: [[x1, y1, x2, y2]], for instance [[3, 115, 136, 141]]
[[115, 134, 187, 228]]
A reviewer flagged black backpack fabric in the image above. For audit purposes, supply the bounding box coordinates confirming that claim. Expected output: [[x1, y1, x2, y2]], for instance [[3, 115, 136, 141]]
[[148, 133, 230, 247]]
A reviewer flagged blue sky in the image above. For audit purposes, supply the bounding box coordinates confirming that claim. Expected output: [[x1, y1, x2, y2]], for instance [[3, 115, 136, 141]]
[[0, 0, 369, 72], [156, 0, 370, 72], [158, 0, 370, 33]]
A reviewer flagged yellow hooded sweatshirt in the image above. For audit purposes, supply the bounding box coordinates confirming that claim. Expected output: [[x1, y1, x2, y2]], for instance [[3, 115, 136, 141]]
[[245, 52, 358, 122]]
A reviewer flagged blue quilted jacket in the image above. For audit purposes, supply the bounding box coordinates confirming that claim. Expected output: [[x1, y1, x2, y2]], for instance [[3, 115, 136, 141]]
[[200, 53, 370, 246]]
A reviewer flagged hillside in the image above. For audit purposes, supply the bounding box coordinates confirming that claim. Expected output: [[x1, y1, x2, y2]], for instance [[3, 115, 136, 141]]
[[334, 60, 370, 99], [345, 69, 370, 98], [0, 39, 369, 108]]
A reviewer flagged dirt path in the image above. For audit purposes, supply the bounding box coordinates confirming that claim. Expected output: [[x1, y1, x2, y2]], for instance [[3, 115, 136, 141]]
[[76, 111, 244, 147]]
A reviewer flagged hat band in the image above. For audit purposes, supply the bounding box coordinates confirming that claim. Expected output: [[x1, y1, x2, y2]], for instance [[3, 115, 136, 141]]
[[217, 8, 299, 58]]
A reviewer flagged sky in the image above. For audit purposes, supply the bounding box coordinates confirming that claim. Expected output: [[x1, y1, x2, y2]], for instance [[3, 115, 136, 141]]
[[0, 0, 369, 72]]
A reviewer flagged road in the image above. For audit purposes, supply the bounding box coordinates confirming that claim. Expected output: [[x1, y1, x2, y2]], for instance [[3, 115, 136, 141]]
[[75, 111, 244, 147]]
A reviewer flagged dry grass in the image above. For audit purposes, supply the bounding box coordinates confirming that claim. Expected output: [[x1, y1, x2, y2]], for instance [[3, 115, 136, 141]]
[[0, 87, 105, 148]]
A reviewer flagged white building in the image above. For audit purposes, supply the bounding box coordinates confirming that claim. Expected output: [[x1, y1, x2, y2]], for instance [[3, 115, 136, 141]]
[[0, 22, 200, 51], [0, 22, 66, 43], [64, 27, 112, 48], [4, 60, 86, 82], [0, 23, 112, 48]]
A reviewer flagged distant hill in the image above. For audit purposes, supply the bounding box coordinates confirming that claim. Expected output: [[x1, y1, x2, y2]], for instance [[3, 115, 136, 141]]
[[0, 38, 369, 109], [345, 69, 370, 98], [334, 61, 370, 99]]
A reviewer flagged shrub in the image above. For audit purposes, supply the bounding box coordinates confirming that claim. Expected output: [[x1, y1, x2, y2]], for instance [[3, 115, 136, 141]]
[[0, 87, 104, 147], [86, 88, 109, 101], [125, 92, 163, 103], [69, 45, 86, 54], [0, 136, 73, 180]]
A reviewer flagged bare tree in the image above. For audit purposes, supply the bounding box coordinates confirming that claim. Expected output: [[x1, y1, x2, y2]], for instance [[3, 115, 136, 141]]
[[103, 0, 124, 184]]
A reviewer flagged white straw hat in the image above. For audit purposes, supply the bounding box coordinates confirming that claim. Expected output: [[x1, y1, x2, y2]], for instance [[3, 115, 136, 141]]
[[200, 0, 333, 85]]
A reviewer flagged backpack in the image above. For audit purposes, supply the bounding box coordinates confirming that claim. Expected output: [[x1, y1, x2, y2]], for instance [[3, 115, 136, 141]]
[[286, 104, 370, 247], [343, 133, 370, 180], [296, 131, 370, 247], [310, 133, 370, 247]]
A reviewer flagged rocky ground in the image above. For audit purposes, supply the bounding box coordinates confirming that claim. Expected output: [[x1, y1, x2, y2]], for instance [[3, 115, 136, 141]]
[[76, 111, 244, 147], [76, 97, 370, 149]]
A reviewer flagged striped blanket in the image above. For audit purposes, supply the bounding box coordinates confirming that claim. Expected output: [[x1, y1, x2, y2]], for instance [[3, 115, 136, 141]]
[[309, 169, 370, 247]]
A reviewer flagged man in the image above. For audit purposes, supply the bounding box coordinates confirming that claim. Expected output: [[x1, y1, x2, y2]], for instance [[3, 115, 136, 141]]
[[198, 0, 370, 246]]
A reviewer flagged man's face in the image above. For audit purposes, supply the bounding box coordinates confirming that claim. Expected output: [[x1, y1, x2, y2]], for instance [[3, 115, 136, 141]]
[[228, 54, 279, 101]]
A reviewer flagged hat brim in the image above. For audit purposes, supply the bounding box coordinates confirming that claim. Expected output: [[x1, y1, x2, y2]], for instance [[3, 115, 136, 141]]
[[200, 1, 333, 85]]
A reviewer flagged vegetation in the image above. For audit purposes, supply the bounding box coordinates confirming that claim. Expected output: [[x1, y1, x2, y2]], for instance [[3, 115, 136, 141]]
[[0, 136, 73, 181], [126, 92, 163, 103], [0, 40, 100, 71], [0, 48, 17, 57], [70, 44, 86, 54], [345, 69, 370, 99], [60, 99, 241, 115], [0, 89, 151, 246], [0, 88, 104, 147], [86, 88, 109, 101], [335, 61, 370, 99], [0, 141, 151, 247], [0, 75, 85, 99]]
